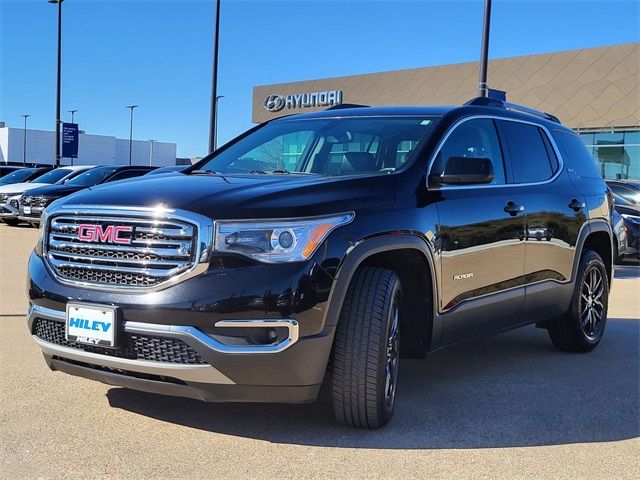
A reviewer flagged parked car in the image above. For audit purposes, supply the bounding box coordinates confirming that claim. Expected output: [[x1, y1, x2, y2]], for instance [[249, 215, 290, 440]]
[[611, 209, 628, 264], [606, 179, 640, 207], [18, 165, 156, 225], [27, 98, 613, 428], [0, 166, 95, 226], [145, 165, 188, 175], [0, 166, 25, 178], [612, 192, 640, 261], [0, 167, 53, 186]]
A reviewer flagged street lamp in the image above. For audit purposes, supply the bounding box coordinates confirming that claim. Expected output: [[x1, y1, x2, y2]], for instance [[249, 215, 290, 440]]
[[48, 0, 64, 166], [68, 109, 78, 123], [148, 139, 157, 166], [126, 105, 139, 165], [208, 0, 221, 153], [21, 114, 30, 166], [214, 95, 224, 150]]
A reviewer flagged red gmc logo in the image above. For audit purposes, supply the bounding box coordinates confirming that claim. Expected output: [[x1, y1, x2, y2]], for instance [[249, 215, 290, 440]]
[[77, 224, 133, 245]]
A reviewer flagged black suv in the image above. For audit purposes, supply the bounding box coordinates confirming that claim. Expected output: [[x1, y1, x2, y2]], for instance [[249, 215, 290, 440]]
[[27, 98, 613, 428]]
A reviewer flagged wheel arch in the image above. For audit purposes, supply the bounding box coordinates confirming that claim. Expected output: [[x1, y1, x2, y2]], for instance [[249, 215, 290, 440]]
[[322, 234, 440, 355], [572, 220, 613, 287]]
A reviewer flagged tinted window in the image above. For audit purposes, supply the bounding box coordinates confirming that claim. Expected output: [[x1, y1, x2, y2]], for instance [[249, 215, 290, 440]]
[[108, 170, 148, 182], [0, 168, 39, 184], [32, 168, 77, 184], [554, 130, 602, 179], [434, 118, 506, 185], [66, 166, 118, 186], [498, 120, 554, 183]]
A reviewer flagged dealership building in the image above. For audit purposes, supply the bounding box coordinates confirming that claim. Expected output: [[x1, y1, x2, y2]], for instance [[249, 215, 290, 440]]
[[0, 123, 177, 167], [253, 43, 639, 180]]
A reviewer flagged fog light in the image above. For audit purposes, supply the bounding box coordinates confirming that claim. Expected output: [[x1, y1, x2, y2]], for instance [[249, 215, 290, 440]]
[[267, 328, 278, 342]]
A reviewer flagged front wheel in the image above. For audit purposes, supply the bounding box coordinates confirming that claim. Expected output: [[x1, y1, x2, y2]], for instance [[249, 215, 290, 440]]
[[2, 218, 20, 226], [331, 267, 401, 428], [548, 250, 609, 352]]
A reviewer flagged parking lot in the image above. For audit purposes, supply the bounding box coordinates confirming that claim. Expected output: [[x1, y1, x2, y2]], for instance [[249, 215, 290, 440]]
[[0, 222, 638, 480]]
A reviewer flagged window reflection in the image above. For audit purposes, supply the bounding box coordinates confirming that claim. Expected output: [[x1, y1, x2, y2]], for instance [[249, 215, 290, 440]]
[[578, 129, 640, 180]]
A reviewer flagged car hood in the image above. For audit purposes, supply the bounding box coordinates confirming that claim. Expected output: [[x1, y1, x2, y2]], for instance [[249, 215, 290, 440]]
[[22, 184, 85, 198], [57, 173, 395, 218], [0, 182, 51, 195]]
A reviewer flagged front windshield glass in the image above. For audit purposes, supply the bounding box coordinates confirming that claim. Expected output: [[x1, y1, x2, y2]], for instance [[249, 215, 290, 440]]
[[32, 168, 76, 184], [197, 116, 439, 176], [67, 166, 117, 186], [0, 169, 38, 184]]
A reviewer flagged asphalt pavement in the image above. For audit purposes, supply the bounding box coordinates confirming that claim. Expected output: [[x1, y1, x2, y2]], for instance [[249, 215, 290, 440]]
[[1, 223, 638, 479]]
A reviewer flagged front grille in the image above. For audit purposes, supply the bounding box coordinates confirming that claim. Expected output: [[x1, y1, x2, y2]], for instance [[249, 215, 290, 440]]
[[0, 193, 13, 204], [33, 317, 207, 364], [22, 195, 49, 208], [44, 212, 198, 289]]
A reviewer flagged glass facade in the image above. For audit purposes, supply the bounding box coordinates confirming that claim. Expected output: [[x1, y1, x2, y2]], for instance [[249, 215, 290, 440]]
[[578, 129, 640, 180]]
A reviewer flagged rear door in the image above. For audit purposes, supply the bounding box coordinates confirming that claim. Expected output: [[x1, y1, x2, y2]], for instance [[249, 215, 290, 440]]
[[433, 118, 526, 344], [496, 119, 585, 322]]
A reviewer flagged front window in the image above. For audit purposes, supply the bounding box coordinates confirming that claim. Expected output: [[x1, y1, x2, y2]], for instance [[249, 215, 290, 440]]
[[197, 116, 438, 176], [0, 169, 38, 184], [31, 168, 75, 185], [66, 167, 118, 187]]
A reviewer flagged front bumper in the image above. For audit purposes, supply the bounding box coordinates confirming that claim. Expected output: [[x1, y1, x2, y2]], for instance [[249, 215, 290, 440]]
[[28, 249, 337, 403], [18, 206, 44, 224]]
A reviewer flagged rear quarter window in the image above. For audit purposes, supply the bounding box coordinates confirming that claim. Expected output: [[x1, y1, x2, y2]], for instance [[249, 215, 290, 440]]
[[553, 130, 602, 179]]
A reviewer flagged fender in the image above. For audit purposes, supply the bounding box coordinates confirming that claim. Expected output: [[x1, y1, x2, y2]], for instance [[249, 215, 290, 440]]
[[320, 233, 442, 351], [571, 219, 613, 286]]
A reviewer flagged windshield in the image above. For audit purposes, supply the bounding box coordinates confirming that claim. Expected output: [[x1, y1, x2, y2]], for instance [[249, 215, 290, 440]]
[[197, 116, 438, 176], [613, 192, 634, 206], [0, 169, 39, 184], [66, 166, 117, 186], [33, 168, 78, 185]]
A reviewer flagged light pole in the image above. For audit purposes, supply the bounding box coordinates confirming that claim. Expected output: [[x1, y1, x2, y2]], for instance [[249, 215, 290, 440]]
[[21, 114, 30, 166], [208, 0, 221, 153], [126, 105, 138, 165], [214, 95, 224, 150], [477, 0, 492, 97], [48, 0, 64, 166], [68, 109, 78, 123], [148, 140, 157, 166]]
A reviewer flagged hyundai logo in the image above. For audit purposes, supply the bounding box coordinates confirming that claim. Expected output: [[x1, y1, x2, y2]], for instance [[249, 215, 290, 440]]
[[264, 94, 286, 112]]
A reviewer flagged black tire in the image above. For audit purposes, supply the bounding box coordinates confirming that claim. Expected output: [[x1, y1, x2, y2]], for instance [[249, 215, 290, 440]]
[[2, 218, 19, 226], [331, 267, 401, 429], [548, 250, 609, 352]]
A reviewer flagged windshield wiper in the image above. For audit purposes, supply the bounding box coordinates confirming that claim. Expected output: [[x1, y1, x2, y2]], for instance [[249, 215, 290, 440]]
[[250, 169, 290, 174]]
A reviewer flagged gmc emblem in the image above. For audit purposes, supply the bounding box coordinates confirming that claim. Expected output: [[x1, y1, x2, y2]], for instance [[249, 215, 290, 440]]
[[77, 224, 133, 245]]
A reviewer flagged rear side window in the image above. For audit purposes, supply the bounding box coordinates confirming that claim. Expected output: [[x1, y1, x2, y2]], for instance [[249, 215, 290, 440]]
[[553, 130, 602, 179], [497, 120, 555, 183]]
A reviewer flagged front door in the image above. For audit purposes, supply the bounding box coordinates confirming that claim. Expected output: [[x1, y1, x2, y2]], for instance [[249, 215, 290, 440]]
[[432, 118, 526, 344]]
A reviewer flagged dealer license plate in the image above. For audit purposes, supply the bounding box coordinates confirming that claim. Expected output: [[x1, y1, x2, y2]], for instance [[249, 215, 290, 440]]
[[66, 303, 116, 347]]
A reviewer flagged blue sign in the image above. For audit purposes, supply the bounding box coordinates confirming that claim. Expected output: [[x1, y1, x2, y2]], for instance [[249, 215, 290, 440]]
[[62, 123, 79, 158]]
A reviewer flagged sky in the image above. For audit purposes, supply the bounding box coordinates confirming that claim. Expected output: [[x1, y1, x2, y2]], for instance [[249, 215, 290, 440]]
[[1, 0, 638, 158]]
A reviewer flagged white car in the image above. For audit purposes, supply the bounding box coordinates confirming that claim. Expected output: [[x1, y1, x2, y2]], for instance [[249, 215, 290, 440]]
[[0, 165, 96, 225]]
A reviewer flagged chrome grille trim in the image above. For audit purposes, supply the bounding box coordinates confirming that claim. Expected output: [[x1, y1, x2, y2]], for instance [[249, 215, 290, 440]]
[[42, 204, 213, 292]]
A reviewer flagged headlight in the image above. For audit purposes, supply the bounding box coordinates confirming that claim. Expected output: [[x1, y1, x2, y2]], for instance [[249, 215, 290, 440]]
[[34, 209, 49, 257], [621, 214, 640, 224], [214, 212, 354, 263]]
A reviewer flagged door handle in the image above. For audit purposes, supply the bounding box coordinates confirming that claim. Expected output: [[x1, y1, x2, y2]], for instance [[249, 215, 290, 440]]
[[504, 201, 524, 216], [568, 198, 586, 212]]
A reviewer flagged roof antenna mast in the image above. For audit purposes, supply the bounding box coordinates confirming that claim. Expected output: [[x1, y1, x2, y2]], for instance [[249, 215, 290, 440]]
[[478, 0, 492, 97]]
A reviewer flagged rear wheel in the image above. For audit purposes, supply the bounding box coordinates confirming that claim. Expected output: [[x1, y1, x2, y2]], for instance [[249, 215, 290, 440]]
[[331, 267, 401, 428], [548, 250, 608, 352]]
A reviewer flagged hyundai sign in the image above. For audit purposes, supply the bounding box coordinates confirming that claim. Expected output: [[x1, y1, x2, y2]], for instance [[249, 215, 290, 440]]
[[264, 90, 343, 113], [62, 123, 79, 158]]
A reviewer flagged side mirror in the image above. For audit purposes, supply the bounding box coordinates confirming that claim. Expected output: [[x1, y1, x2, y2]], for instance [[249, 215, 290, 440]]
[[431, 156, 495, 185]]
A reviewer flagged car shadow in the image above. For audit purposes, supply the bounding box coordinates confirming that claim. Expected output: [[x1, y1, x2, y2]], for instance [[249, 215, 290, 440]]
[[107, 318, 639, 449]]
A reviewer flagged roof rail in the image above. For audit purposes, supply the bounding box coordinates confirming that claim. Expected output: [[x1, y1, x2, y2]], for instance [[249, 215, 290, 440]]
[[464, 96, 560, 124], [326, 103, 369, 110]]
